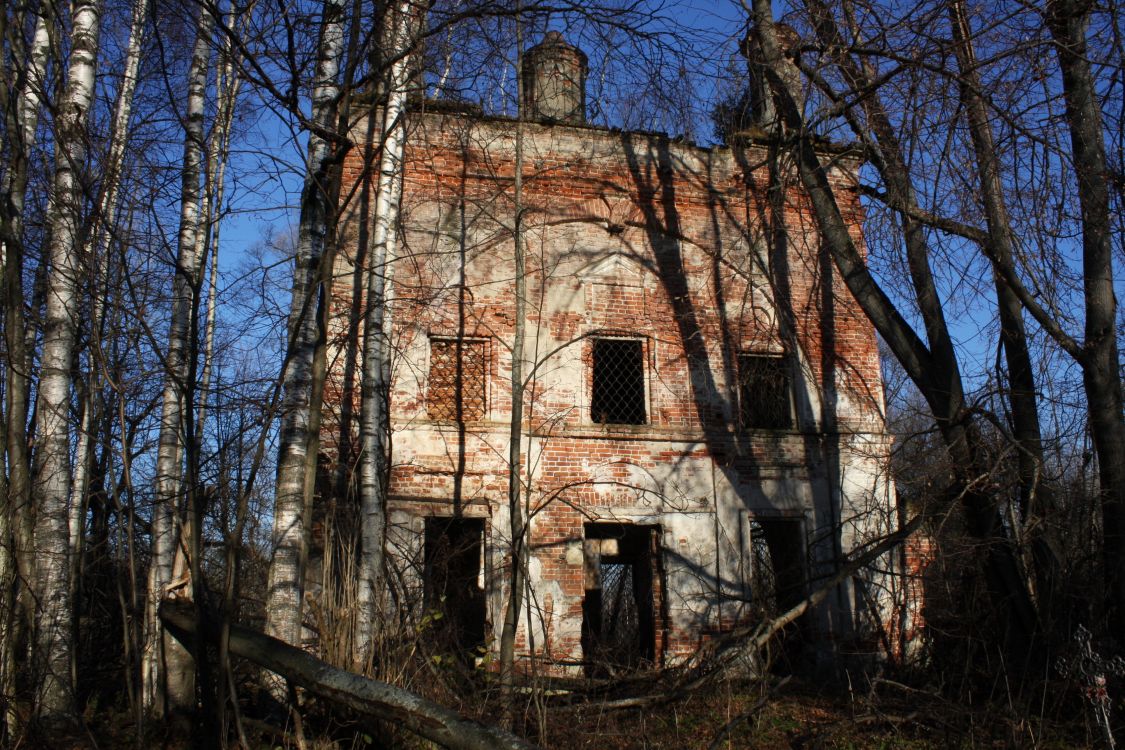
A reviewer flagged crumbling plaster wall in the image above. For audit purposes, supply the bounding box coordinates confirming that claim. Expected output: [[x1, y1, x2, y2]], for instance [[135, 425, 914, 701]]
[[327, 107, 896, 668]]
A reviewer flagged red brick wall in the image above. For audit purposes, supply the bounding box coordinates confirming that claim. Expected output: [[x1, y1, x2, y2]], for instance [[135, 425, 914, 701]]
[[325, 110, 889, 669]]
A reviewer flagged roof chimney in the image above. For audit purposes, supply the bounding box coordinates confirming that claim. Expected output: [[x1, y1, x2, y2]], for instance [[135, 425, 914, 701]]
[[521, 31, 588, 124], [740, 23, 804, 131]]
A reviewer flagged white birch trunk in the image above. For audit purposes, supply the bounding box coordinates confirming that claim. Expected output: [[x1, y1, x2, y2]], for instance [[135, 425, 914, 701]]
[[264, 0, 347, 651], [67, 0, 148, 687], [1, 1, 52, 245], [141, 5, 213, 717], [195, 18, 243, 436], [1, 1, 52, 243], [31, 0, 100, 724], [4, 0, 54, 618], [354, 0, 417, 671]]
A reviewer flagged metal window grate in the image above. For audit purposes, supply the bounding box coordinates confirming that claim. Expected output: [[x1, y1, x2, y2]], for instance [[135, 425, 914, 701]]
[[738, 354, 792, 429], [427, 338, 487, 421], [591, 338, 646, 424]]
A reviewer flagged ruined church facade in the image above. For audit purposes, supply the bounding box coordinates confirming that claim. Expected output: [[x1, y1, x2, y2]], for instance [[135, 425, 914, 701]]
[[326, 32, 902, 672]]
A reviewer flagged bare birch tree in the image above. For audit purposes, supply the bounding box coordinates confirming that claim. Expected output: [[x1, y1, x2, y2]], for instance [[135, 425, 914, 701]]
[[354, 0, 419, 671], [0, 0, 53, 733], [31, 0, 101, 725], [68, 0, 149, 694], [264, 0, 349, 656], [141, 1, 215, 719]]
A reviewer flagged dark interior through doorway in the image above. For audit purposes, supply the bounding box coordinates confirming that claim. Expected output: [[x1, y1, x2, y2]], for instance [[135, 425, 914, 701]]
[[750, 517, 806, 616], [582, 523, 660, 674], [750, 517, 808, 667], [423, 517, 486, 660]]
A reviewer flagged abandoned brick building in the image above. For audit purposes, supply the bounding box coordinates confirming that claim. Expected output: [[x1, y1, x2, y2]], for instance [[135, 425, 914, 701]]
[[325, 30, 903, 673]]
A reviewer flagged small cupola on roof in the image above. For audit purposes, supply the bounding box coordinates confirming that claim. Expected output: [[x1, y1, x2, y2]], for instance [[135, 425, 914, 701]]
[[740, 23, 804, 132], [521, 31, 588, 124]]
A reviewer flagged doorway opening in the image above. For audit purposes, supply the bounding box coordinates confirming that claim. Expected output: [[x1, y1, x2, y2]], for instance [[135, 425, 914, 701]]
[[423, 517, 486, 660], [749, 517, 806, 617], [749, 517, 808, 668], [582, 523, 660, 674]]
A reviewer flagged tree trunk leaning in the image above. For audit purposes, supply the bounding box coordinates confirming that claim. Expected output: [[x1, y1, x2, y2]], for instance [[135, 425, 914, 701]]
[[160, 601, 539, 750]]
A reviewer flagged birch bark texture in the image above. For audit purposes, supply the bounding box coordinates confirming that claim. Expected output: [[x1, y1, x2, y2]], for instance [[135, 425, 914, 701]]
[[141, 4, 214, 717], [264, 0, 348, 650], [1, 0, 53, 732], [68, 0, 148, 691], [31, 0, 101, 723], [354, 0, 419, 670]]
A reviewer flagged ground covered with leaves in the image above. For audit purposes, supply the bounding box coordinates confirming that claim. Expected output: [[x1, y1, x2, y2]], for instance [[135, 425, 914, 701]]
[[78, 667, 1118, 749], [543, 676, 1108, 749]]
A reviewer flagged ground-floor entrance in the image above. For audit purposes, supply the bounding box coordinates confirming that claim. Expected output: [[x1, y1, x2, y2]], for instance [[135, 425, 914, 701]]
[[581, 522, 661, 674], [423, 516, 486, 660]]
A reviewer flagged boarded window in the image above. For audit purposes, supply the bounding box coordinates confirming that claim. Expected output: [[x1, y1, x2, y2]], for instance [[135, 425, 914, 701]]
[[427, 338, 487, 421], [738, 354, 792, 429], [591, 338, 646, 425]]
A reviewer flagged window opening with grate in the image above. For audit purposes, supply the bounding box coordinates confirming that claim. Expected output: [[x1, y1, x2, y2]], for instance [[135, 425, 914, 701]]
[[427, 338, 487, 422], [738, 353, 792, 429], [591, 338, 646, 425]]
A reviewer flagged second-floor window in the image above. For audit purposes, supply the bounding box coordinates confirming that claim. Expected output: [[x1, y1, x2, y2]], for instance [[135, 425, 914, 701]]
[[591, 338, 647, 425], [738, 353, 793, 429], [427, 338, 488, 422]]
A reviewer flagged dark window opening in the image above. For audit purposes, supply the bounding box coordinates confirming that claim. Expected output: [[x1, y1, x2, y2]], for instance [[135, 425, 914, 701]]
[[591, 338, 646, 425], [427, 338, 487, 422], [582, 523, 660, 675], [738, 354, 792, 429], [423, 517, 486, 660]]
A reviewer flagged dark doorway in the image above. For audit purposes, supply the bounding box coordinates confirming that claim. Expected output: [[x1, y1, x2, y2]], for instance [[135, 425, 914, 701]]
[[423, 517, 486, 659], [750, 518, 805, 615], [749, 517, 807, 668], [582, 523, 660, 674]]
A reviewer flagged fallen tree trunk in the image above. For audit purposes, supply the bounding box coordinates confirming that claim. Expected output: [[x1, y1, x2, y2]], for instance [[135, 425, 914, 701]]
[[159, 602, 539, 750]]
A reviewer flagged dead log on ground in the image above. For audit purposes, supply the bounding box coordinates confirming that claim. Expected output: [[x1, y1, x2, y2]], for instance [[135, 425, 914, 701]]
[[159, 601, 539, 750]]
